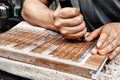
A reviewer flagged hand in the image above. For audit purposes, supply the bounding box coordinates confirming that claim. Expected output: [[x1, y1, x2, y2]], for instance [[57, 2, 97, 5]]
[[86, 23, 120, 60], [54, 5, 87, 39]]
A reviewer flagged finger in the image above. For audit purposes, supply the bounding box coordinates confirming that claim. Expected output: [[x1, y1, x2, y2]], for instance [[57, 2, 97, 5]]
[[63, 28, 87, 39], [54, 8, 80, 19], [60, 21, 85, 34], [85, 27, 103, 41], [100, 31, 117, 49], [109, 46, 120, 60], [98, 39, 118, 55], [55, 14, 83, 27], [97, 28, 110, 48], [91, 46, 98, 55]]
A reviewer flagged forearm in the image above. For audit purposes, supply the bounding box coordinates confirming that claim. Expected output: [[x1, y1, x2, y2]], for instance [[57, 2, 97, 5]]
[[21, 0, 58, 31]]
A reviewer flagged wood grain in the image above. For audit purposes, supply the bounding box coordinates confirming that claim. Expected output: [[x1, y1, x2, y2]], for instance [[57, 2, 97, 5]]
[[0, 22, 107, 79]]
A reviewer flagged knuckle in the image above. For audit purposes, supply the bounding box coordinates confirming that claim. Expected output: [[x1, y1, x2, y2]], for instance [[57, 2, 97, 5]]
[[58, 9, 67, 17], [77, 16, 82, 22], [115, 40, 119, 46], [80, 15, 84, 21], [73, 17, 82, 25], [83, 26, 87, 32], [82, 22, 86, 28], [103, 47, 110, 53], [77, 22, 86, 31], [109, 44, 114, 49], [82, 21, 86, 27], [73, 8, 80, 15], [54, 19, 62, 27], [81, 28, 87, 35], [102, 30, 109, 35], [116, 47, 120, 54], [107, 39, 111, 44], [108, 43, 116, 51], [115, 49, 119, 54], [73, 16, 80, 23]]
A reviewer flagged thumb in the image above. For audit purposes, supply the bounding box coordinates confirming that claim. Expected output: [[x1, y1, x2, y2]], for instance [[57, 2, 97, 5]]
[[54, 3, 61, 16]]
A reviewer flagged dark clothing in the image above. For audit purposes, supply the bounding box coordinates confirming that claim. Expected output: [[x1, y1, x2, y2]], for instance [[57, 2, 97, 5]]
[[56, 0, 120, 31], [78, 0, 120, 31]]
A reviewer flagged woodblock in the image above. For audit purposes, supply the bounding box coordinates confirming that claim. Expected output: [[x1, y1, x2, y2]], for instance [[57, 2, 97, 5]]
[[0, 21, 107, 79]]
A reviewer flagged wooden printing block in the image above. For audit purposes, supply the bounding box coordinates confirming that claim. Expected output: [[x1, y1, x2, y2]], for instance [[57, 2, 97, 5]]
[[0, 22, 108, 80]]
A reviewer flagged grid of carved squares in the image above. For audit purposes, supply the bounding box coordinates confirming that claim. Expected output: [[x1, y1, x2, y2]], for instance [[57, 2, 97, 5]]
[[0, 28, 92, 61]]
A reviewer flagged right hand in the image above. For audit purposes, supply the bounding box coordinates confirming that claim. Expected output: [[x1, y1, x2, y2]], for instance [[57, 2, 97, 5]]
[[54, 6, 87, 40]]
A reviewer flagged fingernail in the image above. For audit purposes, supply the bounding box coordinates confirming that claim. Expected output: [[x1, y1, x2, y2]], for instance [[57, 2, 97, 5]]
[[55, 22, 60, 27], [91, 48, 97, 54], [61, 30, 68, 34], [98, 50, 105, 55], [97, 42, 102, 48]]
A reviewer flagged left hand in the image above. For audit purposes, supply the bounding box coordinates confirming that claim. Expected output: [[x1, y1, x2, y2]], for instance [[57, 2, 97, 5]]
[[86, 23, 120, 60]]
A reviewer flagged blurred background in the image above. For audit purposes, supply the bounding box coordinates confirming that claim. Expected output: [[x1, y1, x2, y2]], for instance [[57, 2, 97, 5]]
[[0, 0, 29, 80], [0, 0, 24, 18], [0, 0, 24, 33]]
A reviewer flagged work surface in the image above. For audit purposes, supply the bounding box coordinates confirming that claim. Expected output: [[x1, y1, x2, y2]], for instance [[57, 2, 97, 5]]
[[0, 70, 30, 80], [0, 21, 120, 80]]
